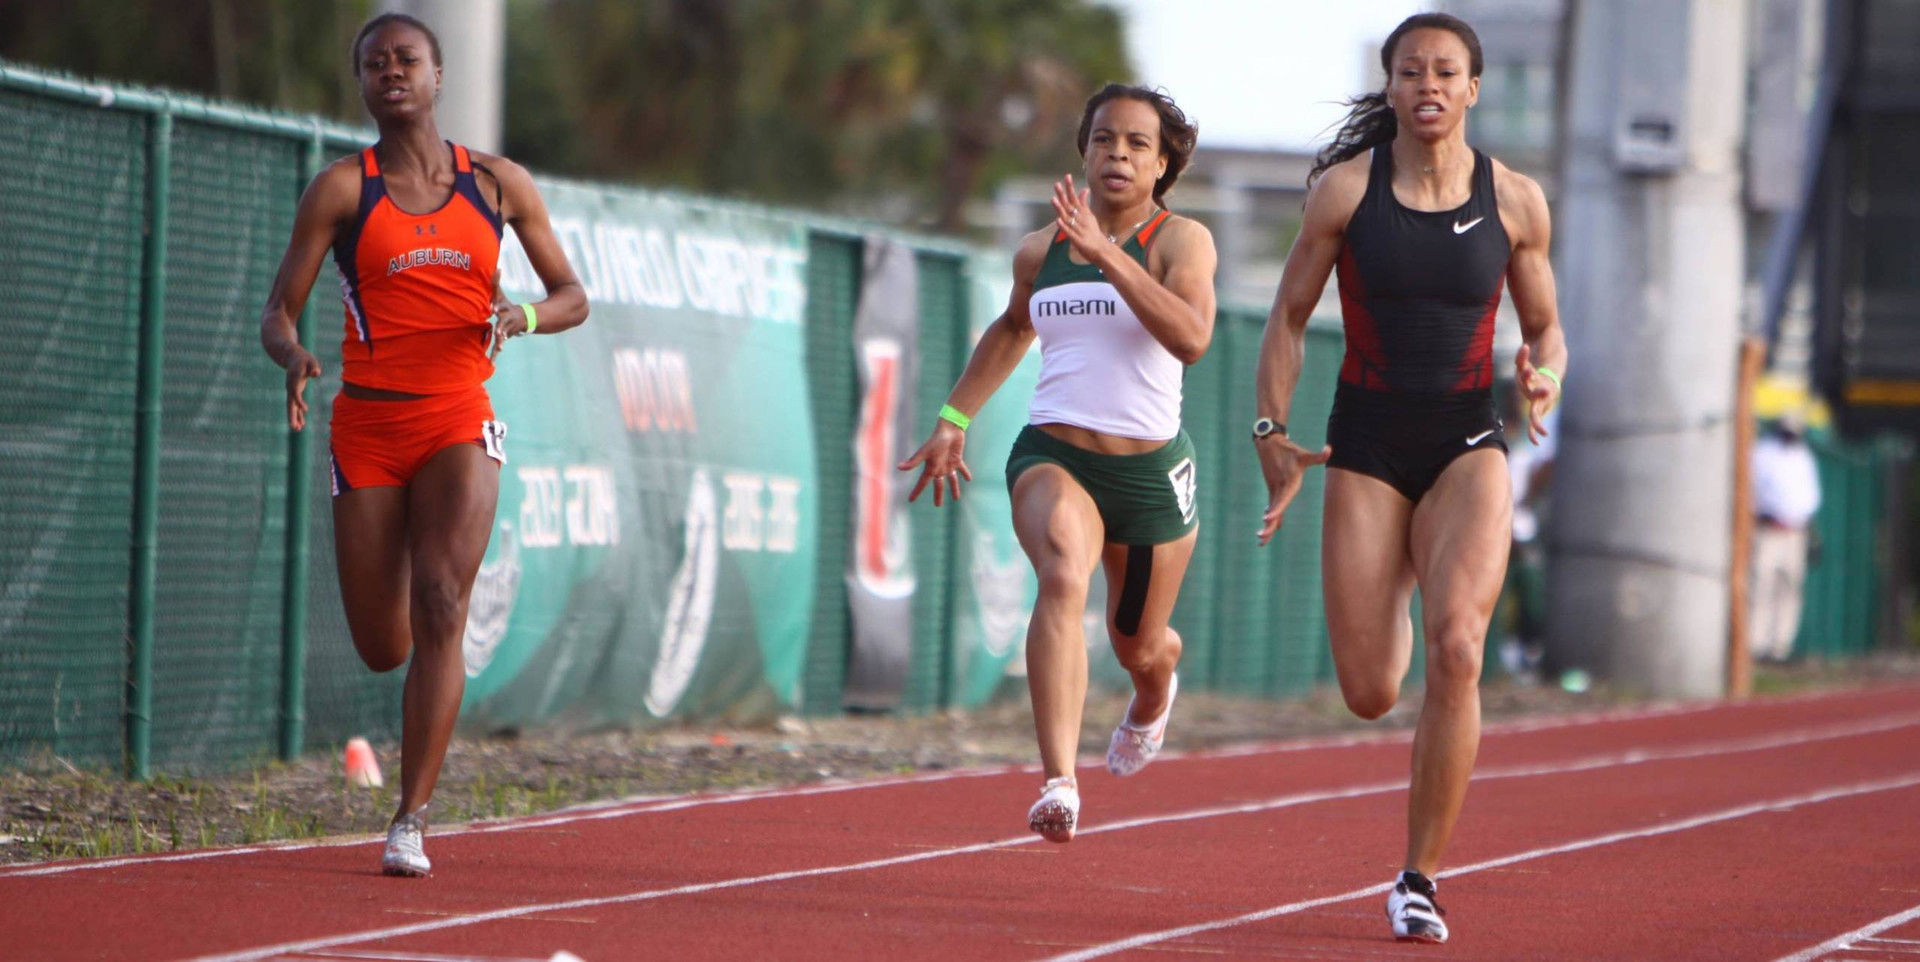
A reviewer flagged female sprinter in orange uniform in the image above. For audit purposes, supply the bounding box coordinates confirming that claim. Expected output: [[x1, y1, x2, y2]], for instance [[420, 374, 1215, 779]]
[[258, 13, 587, 877], [1251, 13, 1566, 942], [900, 85, 1217, 842]]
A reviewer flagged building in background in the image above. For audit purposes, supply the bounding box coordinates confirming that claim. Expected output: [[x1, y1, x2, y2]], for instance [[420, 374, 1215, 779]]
[[1437, 0, 1565, 191], [1750, 0, 1826, 388]]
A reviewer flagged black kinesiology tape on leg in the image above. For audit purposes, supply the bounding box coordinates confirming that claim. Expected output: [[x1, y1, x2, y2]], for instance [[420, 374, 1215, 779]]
[[1115, 544, 1154, 637]]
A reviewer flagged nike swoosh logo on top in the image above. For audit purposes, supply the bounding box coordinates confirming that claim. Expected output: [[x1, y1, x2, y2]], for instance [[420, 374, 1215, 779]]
[[1465, 429, 1495, 446], [1453, 217, 1485, 234]]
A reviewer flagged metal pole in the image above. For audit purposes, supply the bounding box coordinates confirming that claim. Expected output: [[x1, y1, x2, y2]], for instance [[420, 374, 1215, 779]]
[[127, 108, 172, 780], [0, 64, 371, 145], [278, 127, 323, 762], [1757, 0, 1850, 361], [1728, 336, 1765, 698]]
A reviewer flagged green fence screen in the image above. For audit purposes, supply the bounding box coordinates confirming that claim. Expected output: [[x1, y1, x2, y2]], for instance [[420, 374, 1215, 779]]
[[0, 87, 146, 767]]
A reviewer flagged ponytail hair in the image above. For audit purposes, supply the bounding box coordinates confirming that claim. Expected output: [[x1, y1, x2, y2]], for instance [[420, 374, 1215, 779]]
[[1308, 12, 1484, 187]]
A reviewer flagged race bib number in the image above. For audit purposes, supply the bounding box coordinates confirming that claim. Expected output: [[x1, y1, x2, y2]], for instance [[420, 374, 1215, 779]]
[[481, 420, 508, 464], [1167, 457, 1197, 524]]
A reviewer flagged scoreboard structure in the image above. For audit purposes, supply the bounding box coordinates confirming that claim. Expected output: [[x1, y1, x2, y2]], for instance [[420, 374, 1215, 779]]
[[1803, 0, 1920, 437]]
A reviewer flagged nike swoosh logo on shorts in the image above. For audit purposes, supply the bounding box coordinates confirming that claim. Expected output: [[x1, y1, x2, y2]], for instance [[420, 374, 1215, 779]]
[[1465, 429, 1495, 446], [1453, 217, 1484, 234]]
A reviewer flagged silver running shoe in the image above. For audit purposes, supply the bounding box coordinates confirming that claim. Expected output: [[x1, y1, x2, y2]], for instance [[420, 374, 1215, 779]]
[[1026, 777, 1080, 843], [381, 811, 431, 877], [1386, 870, 1448, 943], [1106, 672, 1178, 776]]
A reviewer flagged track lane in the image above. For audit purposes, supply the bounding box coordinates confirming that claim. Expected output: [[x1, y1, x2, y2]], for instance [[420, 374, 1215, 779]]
[[166, 688, 1920, 962]]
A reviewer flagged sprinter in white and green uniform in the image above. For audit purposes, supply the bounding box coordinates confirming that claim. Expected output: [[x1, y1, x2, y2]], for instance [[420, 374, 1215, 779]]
[[899, 84, 1218, 843]]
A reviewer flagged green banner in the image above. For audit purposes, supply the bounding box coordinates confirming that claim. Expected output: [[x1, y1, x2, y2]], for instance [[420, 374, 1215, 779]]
[[942, 254, 1033, 707], [457, 184, 816, 730], [943, 254, 1126, 708]]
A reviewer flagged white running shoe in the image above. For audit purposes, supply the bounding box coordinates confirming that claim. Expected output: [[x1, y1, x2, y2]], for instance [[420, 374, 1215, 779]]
[[1027, 777, 1080, 843], [1386, 870, 1448, 943], [381, 811, 431, 877], [1106, 672, 1178, 777]]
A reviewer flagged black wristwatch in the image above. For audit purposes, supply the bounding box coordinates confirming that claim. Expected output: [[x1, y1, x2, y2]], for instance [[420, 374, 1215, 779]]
[[1252, 417, 1287, 441]]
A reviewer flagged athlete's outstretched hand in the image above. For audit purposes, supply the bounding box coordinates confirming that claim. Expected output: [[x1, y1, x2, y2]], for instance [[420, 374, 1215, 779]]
[[1254, 437, 1332, 546], [897, 420, 973, 508], [283, 345, 322, 432], [1050, 174, 1104, 262], [1514, 343, 1559, 445]]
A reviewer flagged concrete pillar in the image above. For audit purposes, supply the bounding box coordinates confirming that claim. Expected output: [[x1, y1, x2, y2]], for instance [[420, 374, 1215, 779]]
[[1546, 0, 1751, 698]]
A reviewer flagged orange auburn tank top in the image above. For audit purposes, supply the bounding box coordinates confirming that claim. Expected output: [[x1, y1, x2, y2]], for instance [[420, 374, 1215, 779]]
[[333, 142, 503, 394]]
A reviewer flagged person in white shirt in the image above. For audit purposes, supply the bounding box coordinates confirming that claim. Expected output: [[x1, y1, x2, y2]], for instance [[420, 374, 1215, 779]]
[[1750, 413, 1823, 661]]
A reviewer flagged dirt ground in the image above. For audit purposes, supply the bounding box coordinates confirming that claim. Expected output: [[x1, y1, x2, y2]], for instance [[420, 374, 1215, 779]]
[[4, 653, 1916, 864]]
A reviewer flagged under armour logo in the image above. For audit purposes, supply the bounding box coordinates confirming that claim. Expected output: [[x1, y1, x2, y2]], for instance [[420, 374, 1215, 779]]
[[415, 224, 438, 236]]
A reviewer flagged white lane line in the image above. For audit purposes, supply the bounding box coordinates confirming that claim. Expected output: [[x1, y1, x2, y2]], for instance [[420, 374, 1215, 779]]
[[282, 950, 555, 962], [177, 715, 1920, 962], [10, 688, 1910, 880], [184, 835, 1052, 962], [0, 765, 1015, 879], [1041, 773, 1920, 962], [1776, 904, 1920, 962]]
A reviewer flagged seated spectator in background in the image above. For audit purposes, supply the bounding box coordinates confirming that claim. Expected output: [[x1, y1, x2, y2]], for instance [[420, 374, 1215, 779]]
[[1751, 412, 1822, 662]]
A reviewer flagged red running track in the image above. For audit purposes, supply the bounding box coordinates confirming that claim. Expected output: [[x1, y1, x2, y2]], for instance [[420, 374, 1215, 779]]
[[3, 683, 1917, 961]]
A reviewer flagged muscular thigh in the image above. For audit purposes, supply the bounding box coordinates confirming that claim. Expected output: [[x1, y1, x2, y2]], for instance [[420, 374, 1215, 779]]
[[1011, 464, 1104, 579], [1410, 449, 1511, 624], [1323, 468, 1418, 678], [407, 443, 501, 592], [1102, 527, 1198, 644]]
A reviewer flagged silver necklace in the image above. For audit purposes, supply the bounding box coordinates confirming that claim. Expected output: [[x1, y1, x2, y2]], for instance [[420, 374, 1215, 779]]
[[1107, 210, 1158, 244]]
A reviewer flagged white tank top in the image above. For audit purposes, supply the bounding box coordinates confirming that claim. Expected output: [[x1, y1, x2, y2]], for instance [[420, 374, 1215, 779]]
[[1025, 211, 1183, 440]]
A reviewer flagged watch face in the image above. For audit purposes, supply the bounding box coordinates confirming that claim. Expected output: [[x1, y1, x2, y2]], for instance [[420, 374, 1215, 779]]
[[1253, 418, 1275, 437]]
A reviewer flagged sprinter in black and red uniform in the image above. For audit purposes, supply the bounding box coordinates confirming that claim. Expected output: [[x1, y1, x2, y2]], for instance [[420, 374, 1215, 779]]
[[1250, 13, 1568, 943], [257, 13, 587, 877]]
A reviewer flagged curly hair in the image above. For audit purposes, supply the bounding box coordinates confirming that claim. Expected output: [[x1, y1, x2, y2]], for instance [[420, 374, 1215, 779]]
[[1308, 13, 1484, 187], [1076, 84, 1199, 203]]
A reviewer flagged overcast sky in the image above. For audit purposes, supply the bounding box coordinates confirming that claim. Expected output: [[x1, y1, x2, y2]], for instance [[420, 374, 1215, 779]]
[[1103, 0, 1433, 151]]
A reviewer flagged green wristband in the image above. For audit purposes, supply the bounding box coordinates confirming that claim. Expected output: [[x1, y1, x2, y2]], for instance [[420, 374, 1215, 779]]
[[938, 404, 971, 431], [520, 302, 538, 333], [1534, 365, 1561, 391]]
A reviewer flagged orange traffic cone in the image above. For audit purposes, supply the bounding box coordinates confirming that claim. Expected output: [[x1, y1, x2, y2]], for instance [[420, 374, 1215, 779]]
[[344, 737, 383, 788]]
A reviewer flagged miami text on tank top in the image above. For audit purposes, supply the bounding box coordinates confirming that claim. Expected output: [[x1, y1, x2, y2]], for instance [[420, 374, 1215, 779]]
[[1026, 209, 1183, 441], [1335, 146, 1510, 395], [334, 141, 503, 394]]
